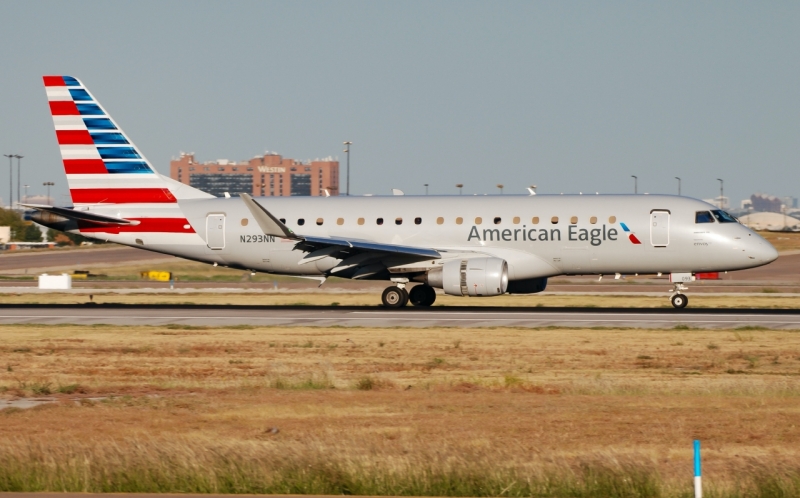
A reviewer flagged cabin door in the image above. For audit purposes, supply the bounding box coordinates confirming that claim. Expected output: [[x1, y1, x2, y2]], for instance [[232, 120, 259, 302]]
[[650, 211, 670, 247], [206, 214, 226, 249]]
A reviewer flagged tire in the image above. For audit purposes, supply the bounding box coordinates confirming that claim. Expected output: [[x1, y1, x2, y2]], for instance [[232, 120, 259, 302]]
[[409, 284, 437, 307], [382, 286, 408, 308], [671, 293, 688, 309]]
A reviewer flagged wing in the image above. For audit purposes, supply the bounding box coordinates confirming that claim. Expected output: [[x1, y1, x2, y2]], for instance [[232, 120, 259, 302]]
[[240, 194, 440, 278]]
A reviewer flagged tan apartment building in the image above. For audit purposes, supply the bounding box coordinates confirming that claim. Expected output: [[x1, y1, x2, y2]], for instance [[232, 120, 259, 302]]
[[170, 152, 339, 197]]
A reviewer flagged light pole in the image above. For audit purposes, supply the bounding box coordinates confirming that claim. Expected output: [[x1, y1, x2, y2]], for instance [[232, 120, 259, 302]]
[[343, 141, 352, 196], [3, 154, 12, 209], [43, 182, 54, 205], [675, 177, 681, 196], [456, 183, 463, 195], [631, 175, 638, 194], [23, 185, 29, 203], [424, 184, 429, 195], [716, 178, 724, 209], [13, 155, 23, 210], [497, 184, 504, 195]]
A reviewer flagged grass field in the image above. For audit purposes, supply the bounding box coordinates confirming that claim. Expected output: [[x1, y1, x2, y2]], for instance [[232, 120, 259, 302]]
[[1, 290, 800, 309], [1, 323, 799, 496]]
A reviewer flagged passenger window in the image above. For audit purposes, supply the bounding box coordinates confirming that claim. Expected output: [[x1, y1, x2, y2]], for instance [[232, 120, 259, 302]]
[[415, 217, 422, 225], [279, 218, 286, 224], [570, 216, 578, 224], [436, 217, 444, 225], [475, 217, 482, 225], [513, 217, 520, 224], [456, 217, 463, 225], [357, 218, 364, 225], [551, 216, 559, 224], [493, 217, 501, 224], [590, 216, 597, 224], [377, 218, 384, 225], [711, 210, 737, 223], [298, 218, 305, 226], [695, 211, 715, 223], [396, 218, 403, 225], [316, 218, 323, 226], [532, 217, 539, 224], [608, 216, 616, 223], [337, 218, 344, 225]]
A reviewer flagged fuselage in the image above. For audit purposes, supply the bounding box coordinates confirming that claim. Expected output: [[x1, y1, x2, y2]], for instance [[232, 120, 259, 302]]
[[83, 193, 778, 280]]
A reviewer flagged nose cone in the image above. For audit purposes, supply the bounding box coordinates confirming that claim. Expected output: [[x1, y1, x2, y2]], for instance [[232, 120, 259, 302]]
[[760, 241, 779, 264], [748, 234, 778, 264]]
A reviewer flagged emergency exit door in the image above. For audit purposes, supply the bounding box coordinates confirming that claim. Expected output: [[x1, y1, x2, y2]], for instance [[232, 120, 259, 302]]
[[206, 214, 226, 249], [650, 210, 669, 247]]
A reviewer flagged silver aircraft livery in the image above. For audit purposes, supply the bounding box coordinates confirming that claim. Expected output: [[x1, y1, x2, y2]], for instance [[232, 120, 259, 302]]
[[30, 76, 779, 308]]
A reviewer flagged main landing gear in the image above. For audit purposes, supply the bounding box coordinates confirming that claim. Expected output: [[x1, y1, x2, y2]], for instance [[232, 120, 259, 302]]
[[670, 283, 689, 309], [381, 283, 437, 308], [381, 286, 408, 308]]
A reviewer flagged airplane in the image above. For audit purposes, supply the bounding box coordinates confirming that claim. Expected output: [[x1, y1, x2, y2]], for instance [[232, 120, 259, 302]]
[[29, 75, 779, 309]]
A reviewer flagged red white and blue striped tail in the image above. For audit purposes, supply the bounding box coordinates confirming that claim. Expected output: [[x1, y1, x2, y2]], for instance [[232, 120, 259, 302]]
[[43, 75, 212, 207]]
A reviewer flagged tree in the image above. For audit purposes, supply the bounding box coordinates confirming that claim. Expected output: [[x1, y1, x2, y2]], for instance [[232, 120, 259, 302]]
[[21, 223, 43, 242], [0, 208, 27, 241]]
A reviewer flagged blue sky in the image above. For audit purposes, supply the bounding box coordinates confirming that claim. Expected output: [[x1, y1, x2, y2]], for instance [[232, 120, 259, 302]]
[[1, 1, 798, 205]]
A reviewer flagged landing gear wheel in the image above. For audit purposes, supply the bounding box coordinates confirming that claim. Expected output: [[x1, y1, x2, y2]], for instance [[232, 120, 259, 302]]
[[671, 293, 688, 309], [382, 286, 409, 308], [409, 284, 437, 307]]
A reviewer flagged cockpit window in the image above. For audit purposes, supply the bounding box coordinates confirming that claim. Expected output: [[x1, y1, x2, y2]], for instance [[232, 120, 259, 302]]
[[695, 211, 715, 223], [711, 210, 738, 223]]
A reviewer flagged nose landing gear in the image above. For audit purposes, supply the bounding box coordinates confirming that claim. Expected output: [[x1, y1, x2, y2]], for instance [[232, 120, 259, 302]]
[[670, 283, 689, 309]]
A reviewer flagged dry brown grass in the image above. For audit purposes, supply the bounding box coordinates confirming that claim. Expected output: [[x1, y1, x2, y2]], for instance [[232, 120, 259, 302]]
[[2, 291, 800, 308], [756, 231, 800, 253], [1, 323, 800, 494]]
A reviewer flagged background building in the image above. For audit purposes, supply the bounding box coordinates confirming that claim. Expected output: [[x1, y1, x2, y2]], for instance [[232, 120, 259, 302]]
[[170, 152, 339, 197]]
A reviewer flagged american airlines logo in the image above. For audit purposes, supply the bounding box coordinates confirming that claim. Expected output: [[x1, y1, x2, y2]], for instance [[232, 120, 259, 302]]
[[258, 166, 286, 173]]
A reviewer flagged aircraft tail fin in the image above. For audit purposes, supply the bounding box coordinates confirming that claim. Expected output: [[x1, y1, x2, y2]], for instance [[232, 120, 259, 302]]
[[43, 75, 212, 206]]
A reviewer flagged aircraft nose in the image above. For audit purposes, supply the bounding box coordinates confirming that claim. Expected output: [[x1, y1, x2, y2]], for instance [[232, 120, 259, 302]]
[[750, 237, 778, 264]]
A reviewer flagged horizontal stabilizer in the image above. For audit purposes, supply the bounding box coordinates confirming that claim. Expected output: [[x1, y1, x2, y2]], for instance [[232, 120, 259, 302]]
[[21, 203, 140, 225]]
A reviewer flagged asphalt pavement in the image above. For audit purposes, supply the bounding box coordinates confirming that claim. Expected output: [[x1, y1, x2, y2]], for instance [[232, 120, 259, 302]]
[[1, 304, 799, 329]]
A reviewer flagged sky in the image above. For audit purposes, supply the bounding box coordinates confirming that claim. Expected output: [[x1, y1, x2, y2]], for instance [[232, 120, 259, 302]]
[[1, 1, 799, 206]]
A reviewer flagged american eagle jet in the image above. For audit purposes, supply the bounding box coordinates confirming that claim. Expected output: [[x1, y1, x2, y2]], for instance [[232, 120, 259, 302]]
[[29, 76, 778, 308]]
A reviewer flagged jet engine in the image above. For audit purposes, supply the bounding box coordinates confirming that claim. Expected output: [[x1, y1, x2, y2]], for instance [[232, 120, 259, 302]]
[[423, 258, 508, 296]]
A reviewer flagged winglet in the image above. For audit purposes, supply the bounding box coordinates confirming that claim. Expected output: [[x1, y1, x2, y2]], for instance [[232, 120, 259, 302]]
[[239, 193, 298, 239]]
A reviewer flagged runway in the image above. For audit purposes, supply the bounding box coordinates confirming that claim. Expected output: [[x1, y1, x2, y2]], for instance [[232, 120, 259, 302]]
[[1, 304, 799, 328]]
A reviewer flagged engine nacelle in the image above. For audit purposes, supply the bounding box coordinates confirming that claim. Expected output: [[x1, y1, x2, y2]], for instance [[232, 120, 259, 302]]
[[506, 277, 548, 294], [424, 258, 508, 296]]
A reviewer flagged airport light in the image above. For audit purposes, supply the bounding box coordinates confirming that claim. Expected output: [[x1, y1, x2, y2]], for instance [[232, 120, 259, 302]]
[[675, 177, 681, 196], [424, 183, 429, 195], [3, 154, 12, 209], [43, 181, 54, 205], [456, 183, 463, 195], [717, 178, 724, 209], [631, 175, 638, 194], [497, 184, 504, 195], [343, 141, 352, 196], [13, 155, 23, 210]]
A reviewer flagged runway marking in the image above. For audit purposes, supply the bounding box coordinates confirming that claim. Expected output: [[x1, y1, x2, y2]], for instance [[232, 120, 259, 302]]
[[1, 314, 800, 325], [352, 311, 800, 318]]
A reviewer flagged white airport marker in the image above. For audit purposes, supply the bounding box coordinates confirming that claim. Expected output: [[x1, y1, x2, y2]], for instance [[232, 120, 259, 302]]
[[694, 439, 702, 498]]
